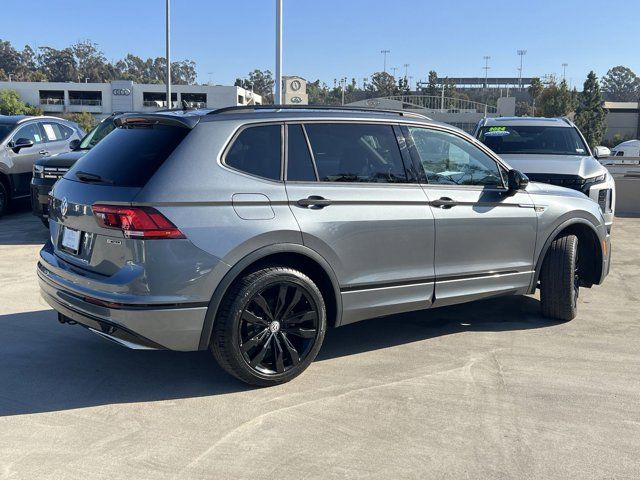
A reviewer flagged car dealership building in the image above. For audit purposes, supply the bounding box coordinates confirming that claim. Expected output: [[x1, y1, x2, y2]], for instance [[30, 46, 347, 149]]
[[0, 80, 262, 117]]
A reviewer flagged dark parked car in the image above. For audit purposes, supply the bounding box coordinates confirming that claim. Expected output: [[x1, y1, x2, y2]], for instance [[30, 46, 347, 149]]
[[0, 115, 83, 218], [31, 114, 119, 226]]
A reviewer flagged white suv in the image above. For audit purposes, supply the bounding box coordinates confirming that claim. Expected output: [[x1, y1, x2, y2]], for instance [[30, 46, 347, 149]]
[[475, 117, 615, 229]]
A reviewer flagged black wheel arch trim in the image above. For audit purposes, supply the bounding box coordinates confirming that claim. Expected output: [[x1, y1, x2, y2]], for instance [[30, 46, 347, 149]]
[[198, 243, 343, 350], [528, 214, 605, 294]]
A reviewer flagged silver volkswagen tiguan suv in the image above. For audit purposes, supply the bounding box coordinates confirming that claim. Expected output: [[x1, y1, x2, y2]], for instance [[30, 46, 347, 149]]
[[39, 107, 611, 386]]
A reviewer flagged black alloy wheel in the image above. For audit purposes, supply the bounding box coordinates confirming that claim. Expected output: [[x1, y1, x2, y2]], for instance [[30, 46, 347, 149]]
[[211, 267, 326, 386]]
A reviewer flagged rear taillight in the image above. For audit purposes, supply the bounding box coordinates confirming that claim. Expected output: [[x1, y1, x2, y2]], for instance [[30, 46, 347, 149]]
[[92, 205, 185, 239]]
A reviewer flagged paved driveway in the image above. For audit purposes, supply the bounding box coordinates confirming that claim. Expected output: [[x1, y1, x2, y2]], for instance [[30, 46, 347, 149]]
[[1, 208, 639, 479]]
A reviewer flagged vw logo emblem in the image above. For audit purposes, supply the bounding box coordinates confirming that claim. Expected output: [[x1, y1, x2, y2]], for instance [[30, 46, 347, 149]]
[[112, 88, 131, 96], [290, 96, 303, 104], [290, 79, 301, 91], [60, 197, 68, 217]]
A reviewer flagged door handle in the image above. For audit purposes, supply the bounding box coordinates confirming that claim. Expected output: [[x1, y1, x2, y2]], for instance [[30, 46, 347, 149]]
[[297, 196, 332, 208], [430, 197, 457, 209], [38, 150, 49, 156]]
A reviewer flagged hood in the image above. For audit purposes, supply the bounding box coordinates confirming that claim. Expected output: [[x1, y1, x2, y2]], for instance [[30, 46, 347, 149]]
[[34, 150, 87, 168], [499, 154, 606, 179], [526, 181, 586, 199]]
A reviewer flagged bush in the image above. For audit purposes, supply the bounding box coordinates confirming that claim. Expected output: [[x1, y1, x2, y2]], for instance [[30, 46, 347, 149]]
[[0, 89, 43, 115], [67, 111, 95, 134]]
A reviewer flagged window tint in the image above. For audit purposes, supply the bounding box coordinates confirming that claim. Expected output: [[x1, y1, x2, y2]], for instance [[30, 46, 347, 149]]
[[13, 123, 43, 145], [287, 124, 316, 181], [408, 127, 503, 187], [477, 125, 588, 156], [225, 125, 282, 180], [66, 124, 188, 188], [304, 123, 407, 183]]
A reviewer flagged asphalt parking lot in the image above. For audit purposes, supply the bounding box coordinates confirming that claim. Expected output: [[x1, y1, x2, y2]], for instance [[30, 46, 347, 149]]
[[1, 204, 639, 480]]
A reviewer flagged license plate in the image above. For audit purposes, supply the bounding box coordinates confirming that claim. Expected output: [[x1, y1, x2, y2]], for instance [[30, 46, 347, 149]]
[[61, 227, 82, 253]]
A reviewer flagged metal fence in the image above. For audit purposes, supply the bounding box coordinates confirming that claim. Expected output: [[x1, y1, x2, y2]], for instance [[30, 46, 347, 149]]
[[380, 95, 497, 114]]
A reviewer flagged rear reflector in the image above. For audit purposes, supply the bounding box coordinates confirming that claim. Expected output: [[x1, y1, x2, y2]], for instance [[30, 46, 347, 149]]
[[92, 205, 185, 239]]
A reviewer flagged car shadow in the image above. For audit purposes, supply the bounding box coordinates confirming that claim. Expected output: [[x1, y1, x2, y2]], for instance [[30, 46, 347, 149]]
[[0, 204, 49, 246], [0, 295, 559, 416]]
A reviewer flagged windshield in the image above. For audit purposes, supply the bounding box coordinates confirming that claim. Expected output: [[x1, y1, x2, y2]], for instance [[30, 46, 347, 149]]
[[478, 125, 589, 156], [78, 119, 116, 150], [0, 124, 15, 143]]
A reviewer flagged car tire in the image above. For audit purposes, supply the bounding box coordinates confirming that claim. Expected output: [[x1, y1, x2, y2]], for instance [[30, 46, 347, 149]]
[[211, 267, 327, 387], [540, 234, 579, 321], [0, 181, 8, 218]]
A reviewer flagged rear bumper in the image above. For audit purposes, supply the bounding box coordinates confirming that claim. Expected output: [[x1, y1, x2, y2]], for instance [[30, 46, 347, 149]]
[[37, 251, 214, 351]]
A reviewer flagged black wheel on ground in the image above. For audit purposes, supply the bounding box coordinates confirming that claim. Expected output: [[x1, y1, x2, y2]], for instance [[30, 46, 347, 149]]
[[0, 181, 8, 218], [211, 267, 326, 386], [540, 233, 579, 321], [40, 218, 49, 228]]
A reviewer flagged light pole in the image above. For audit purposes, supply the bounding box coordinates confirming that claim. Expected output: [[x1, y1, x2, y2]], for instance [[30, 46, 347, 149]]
[[380, 50, 390, 73], [483, 55, 491, 89], [562, 63, 568, 81], [166, 0, 171, 107], [403, 63, 410, 79], [517, 49, 527, 90], [275, 0, 283, 104], [391, 67, 398, 77]]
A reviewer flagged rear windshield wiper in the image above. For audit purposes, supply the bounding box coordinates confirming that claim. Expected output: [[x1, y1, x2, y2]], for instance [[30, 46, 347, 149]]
[[75, 171, 114, 184]]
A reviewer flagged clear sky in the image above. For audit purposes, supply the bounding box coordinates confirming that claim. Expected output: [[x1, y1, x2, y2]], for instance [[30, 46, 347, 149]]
[[3, 0, 639, 88]]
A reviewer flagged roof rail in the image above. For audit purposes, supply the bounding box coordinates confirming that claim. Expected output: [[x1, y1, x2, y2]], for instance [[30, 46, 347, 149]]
[[206, 104, 431, 120]]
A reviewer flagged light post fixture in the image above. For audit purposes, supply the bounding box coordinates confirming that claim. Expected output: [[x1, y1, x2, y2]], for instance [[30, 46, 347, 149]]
[[380, 50, 390, 73], [517, 49, 527, 90], [166, 0, 171, 107], [275, 0, 283, 104], [483, 55, 491, 89]]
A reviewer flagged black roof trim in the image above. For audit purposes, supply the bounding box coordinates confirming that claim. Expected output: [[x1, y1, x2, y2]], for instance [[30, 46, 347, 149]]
[[206, 104, 431, 120]]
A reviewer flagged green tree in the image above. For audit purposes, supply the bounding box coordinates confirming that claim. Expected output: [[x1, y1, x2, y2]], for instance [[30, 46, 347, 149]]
[[574, 71, 607, 148], [67, 111, 95, 134], [601, 66, 640, 102], [528, 77, 544, 115], [235, 69, 275, 103], [425, 70, 439, 97], [0, 89, 42, 115], [368, 71, 398, 97]]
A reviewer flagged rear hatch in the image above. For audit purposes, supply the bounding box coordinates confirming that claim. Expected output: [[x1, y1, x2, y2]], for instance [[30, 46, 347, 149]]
[[48, 114, 195, 276]]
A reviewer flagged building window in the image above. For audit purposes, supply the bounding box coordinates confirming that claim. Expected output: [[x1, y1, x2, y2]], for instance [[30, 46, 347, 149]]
[[143, 92, 177, 108], [181, 93, 206, 108], [238, 95, 245, 104], [69, 91, 102, 106], [39, 90, 64, 106]]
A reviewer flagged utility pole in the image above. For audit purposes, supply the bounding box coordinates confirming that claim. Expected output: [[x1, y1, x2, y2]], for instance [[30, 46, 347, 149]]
[[403, 63, 410, 79], [341, 77, 347, 105], [380, 50, 390, 73], [562, 63, 568, 81], [483, 56, 491, 89], [275, 0, 283, 104], [166, 0, 171, 108], [517, 49, 527, 90]]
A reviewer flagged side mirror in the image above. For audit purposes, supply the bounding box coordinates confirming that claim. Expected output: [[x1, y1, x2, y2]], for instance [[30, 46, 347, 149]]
[[11, 138, 34, 153], [593, 146, 611, 159], [508, 169, 529, 191], [69, 139, 81, 150]]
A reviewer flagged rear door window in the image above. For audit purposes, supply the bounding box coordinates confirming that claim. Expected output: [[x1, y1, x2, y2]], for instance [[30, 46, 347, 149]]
[[304, 123, 408, 183], [66, 124, 189, 188], [225, 124, 282, 180]]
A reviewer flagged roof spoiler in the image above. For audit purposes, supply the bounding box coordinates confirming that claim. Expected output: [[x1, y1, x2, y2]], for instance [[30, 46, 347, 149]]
[[113, 113, 199, 129]]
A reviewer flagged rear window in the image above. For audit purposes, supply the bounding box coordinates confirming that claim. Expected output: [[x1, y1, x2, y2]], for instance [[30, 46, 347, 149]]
[[478, 125, 588, 156], [66, 124, 188, 188]]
